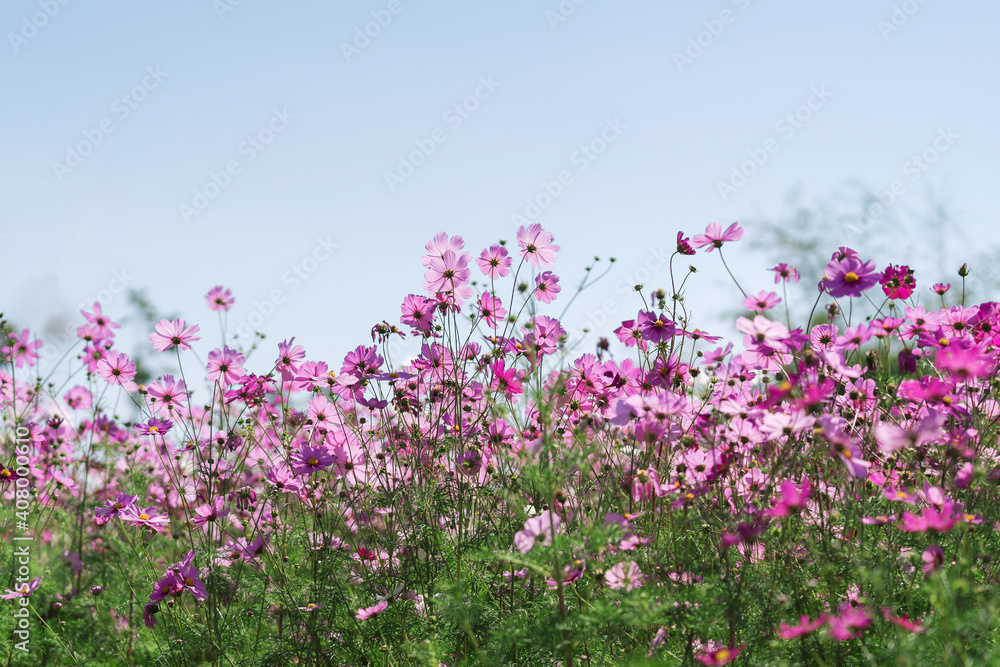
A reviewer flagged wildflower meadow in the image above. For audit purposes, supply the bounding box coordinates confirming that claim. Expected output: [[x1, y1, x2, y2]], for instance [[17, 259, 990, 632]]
[[3, 222, 1000, 666]]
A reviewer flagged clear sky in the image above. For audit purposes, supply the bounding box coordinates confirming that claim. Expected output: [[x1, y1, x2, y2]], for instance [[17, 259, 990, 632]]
[[3, 0, 998, 376]]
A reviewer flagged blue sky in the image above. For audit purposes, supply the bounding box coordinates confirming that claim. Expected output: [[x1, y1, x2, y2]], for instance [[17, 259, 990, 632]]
[[2, 0, 998, 376]]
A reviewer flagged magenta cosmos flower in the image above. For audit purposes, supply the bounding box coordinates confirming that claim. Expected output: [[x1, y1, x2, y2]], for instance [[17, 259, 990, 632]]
[[770, 263, 801, 283], [134, 418, 173, 437], [2, 329, 42, 368], [206, 286, 234, 311], [741, 290, 781, 312], [290, 443, 335, 476], [81, 302, 121, 340], [95, 493, 139, 524], [676, 231, 696, 255], [356, 600, 388, 620], [880, 264, 916, 300], [477, 243, 513, 278], [191, 497, 230, 531], [534, 271, 561, 303], [150, 319, 201, 352], [691, 222, 744, 253], [517, 224, 559, 269], [822, 255, 879, 298], [206, 346, 246, 386], [96, 351, 137, 387]]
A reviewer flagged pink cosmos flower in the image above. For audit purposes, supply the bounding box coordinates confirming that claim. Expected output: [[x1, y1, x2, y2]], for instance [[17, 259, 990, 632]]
[[206, 347, 246, 386], [191, 497, 230, 531], [306, 396, 336, 431], [822, 255, 880, 298], [356, 600, 388, 620], [932, 283, 951, 295], [826, 604, 872, 641], [64, 385, 92, 410], [605, 561, 644, 591], [490, 360, 523, 398], [899, 503, 959, 533], [121, 505, 170, 532], [736, 315, 789, 350], [477, 244, 513, 278], [81, 302, 121, 340], [691, 222, 744, 253], [766, 478, 812, 518], [676, 231, 696, 255], [176, 564, 208, 601], [1, 577, 43, 600], [400, 294, 436, 333], [96, 351, 136, 387], [513, 512, 560, 554], [424, 249, 472, 299], [2, 329, 42, 368], [150, 319, 201, 352], [95, 493, 139, 524], [134, 418, 173, 437], [777, 614, 827, 639], [206, 286, 234, 311], [517, 224, 559, 269], [534, 271, 561, 304], [478, 293, 506, 328], [695, 643, 744, 665], [275, 338, 306, 382], [638, 311, 676, 344], [421, 232, 465, 267], [770, 263, 800, 283], [290, 444, 335, 476], [614, 319, 647, 350], [880, 264, 916, 299], [881, 608, 925, 633], [741, 290, 781, 312], [922, 544, 944, 575], [147, 375, 187, 416]]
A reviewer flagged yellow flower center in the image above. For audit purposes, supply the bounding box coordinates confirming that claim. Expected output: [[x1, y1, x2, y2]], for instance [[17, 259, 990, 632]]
[[716, 649, 731, 661], [844, 272, 860, 284], [184, 577, 194, 586], [139, 513, 150, 521], [307, 457, 319, 466]]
